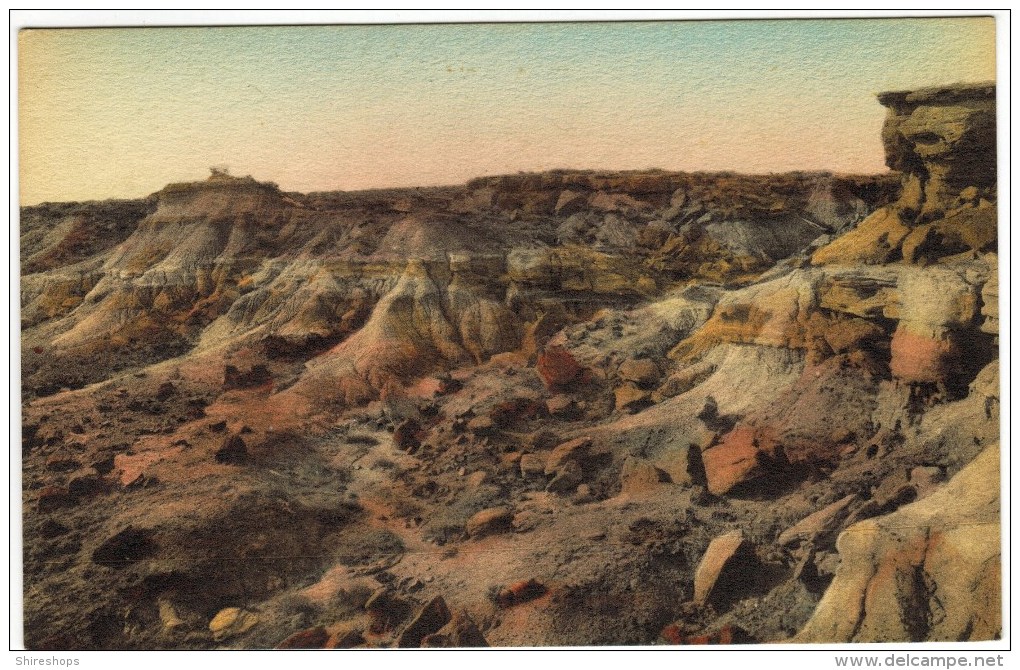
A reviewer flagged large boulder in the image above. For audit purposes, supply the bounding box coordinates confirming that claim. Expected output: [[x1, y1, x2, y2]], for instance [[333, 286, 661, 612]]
[[618, 358, 661, 387], [619, 457, 670, 495], [208, 607, 259, 642], [701, 426, 765, 496], [421, 610, 489, 647], [544, 437, 593, 474]]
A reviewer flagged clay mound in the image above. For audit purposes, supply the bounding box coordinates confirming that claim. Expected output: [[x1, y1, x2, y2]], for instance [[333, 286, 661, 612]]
[[198, 260, 374, 351], [287, 258, 520, 407]]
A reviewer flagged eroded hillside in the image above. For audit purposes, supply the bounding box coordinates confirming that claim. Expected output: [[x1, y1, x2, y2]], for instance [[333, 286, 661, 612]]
[[20, 82, 998, 649]]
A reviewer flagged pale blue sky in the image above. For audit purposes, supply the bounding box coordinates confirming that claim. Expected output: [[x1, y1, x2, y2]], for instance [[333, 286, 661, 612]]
[[19, 18, 996, 204]]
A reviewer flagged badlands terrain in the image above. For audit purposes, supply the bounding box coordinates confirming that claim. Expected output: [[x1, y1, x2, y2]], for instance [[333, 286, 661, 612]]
[[20, 82, 999, 649]]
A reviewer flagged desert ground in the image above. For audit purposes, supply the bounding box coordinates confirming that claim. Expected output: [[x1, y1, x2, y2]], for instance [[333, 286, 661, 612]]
[[20, 82, 999, 649]]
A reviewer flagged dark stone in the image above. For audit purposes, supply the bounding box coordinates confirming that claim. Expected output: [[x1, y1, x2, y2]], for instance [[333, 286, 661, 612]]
[[155, 382, 176, 401], [215, 435, 248, 465], [91, 527, 156, 568], [37, 486, 72, 512], [397, 596, 451, 648], [223, 364, 272, 390], [91, 455, 117, 475], [421, 610, 489, 648], [39, 519, 70, 538], [365, 589, 411, 634], [68, 474, 107, 499], [394, 418, 423, 452]]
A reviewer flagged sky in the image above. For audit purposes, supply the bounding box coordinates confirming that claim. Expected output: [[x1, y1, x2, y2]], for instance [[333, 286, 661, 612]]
[[17, 17, 996, 204]]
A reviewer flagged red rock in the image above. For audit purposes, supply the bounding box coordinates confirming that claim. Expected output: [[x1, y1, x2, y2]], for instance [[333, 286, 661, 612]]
[[661, 623, 684, 644], [275, 625, 328, 649], [490, 397, 546, 426], [537, 346, 583, 391], [662, 623, 752, 645], [497, 578, 548, 607], [889, 327, 958, 385], [701, 429, 759, 496]]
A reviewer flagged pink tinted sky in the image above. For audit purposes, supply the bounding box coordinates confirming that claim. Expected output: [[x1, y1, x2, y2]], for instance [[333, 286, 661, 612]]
[[18, 17, 996, 204]]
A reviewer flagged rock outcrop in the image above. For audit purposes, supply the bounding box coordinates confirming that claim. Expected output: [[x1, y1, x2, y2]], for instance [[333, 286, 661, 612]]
[[813, 82, 996, 266], [796, 445, 1000, 642]]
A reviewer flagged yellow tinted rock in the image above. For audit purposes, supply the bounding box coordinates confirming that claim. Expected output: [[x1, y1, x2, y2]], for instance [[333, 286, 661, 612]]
[[209, 607, 259, 641], [158, 599, 185, 631], [811, 207, 910, 266]]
